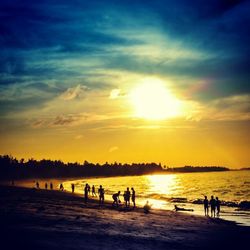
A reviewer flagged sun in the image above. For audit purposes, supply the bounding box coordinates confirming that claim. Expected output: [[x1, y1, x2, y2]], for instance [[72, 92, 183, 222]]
[[130, 78, 182, 120]]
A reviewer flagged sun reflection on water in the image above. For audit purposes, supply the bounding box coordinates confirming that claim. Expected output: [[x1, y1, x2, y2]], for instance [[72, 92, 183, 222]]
[[145, 174, 178, 208], [147, 174, 177, 194]]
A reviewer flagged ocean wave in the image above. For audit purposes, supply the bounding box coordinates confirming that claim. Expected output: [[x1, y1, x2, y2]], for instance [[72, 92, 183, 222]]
[[143, 194, 250, 210]]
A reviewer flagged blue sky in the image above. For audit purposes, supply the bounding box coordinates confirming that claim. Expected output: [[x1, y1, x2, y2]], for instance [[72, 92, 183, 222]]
[[0, 0, 250, 166]]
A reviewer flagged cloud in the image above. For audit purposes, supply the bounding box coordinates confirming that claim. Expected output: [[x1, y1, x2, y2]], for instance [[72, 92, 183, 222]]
[[0, 0, 249, 124], [207, 94, 250, 121], [109, 89, 121, 99], [60, 85, 89, 100], [30, 112, 113, 128], [186, 94, 250, 122]]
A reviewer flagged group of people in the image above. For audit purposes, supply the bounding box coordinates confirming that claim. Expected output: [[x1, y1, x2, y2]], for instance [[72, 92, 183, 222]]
[[35, 181, 221, 217], [204, 195, 220, 217], [36, 181, 54, 190], [112, 187, 136, 208], [82, 184, 136, 208], [83, 183, 104, 204]]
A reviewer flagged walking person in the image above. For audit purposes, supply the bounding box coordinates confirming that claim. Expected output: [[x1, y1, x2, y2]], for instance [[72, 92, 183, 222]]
[[98, 185, 105, 205], [92, 185, 97, 197], [131, 187, 136, 208], [216, 197, 221, 217], [210, 195, 216, 217], [50, 182, 53, 190], [45, 182, 48, 190], [84, 183, 89, 203], [204, 195, 209, 216]]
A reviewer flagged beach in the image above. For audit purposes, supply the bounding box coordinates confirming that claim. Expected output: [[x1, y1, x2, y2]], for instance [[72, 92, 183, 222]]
[[0, 185, 249, 250]]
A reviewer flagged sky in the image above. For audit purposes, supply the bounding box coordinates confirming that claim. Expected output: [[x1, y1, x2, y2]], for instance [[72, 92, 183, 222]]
[[0, 0, 250, 168]]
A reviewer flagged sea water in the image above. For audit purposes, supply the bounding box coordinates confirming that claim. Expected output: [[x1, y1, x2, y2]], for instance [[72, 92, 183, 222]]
[[63, 171, 250, 226]]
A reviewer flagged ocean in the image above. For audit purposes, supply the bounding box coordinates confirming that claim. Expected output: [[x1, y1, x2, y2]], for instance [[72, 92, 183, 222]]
[[10, 170, 250, 226], [62, 171, 250, 226]]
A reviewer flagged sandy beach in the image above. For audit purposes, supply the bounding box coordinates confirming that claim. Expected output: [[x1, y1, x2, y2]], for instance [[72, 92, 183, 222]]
[[0, 185, 249, 250]]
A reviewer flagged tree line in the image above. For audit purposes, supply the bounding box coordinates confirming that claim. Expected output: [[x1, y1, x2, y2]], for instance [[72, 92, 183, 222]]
[[0, 155, 229, 180], [0, 155, 163, 180], [164, 166, 229, 172]]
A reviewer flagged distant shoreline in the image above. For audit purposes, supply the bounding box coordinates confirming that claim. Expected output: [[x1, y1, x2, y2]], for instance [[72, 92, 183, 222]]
[[1, 168, 249, 181]]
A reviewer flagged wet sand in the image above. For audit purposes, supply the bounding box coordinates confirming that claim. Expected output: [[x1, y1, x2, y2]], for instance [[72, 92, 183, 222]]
[[0, 185, 249, 250]]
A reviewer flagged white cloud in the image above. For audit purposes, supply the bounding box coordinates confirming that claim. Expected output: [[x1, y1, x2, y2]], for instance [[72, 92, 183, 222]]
[[109, 88, 121, 99]]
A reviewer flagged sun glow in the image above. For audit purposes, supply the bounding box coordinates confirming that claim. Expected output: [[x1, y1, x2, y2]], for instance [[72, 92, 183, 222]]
[[130, 78, 182, 120]]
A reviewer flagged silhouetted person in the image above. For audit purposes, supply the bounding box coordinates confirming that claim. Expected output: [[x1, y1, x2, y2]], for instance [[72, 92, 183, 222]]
[[50, 182, 53, 190], [84, 183, 89, 203], [11, 180, 14, 186], [123, 190, 126, 205], [210, 195, 216, 217], [216, 197, 221, 217], [92, 185, 96, 197], [125, 187, 131, 207], [143, 201, 152, 214], [71, 183, 75, 193], [174, 205, 194, 212], [204, 196, 209, 216], [45, 182, 48, 189], [131, 187, 136, 208], [59, 183, 64, 191], [98, 185, 105, 205], [87, 184, 91, 195], [36, 182, 39, 189], [112, 191, 121, 207]]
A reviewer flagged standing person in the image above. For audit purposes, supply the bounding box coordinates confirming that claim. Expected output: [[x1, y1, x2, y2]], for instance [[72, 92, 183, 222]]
[[84, 184, 89, 203], [92, 185, 96, 197], [87, 184, 91, 195], [98, 185, 105, 205], [123, 190, 127, 205], [71, 183, 75, 193], [36, 182, 39, 189], [112, 191, 121, 207], [210, 195, 216, 217], [50, 182, 53, 190], [125, 187, 131, 208], [59, 183, 64, 191], [204, 196, 209, 216], [216, 197, 221, 217], [45, 182, 48, 190], [131, 187, 136, 208]]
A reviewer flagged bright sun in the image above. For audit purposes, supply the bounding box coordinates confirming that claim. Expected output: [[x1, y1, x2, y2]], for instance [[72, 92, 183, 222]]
[[130, 78, 182, 120]]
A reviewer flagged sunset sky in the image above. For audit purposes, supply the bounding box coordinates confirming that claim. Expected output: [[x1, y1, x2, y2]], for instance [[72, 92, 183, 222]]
[[0, 0, 250, 168]]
